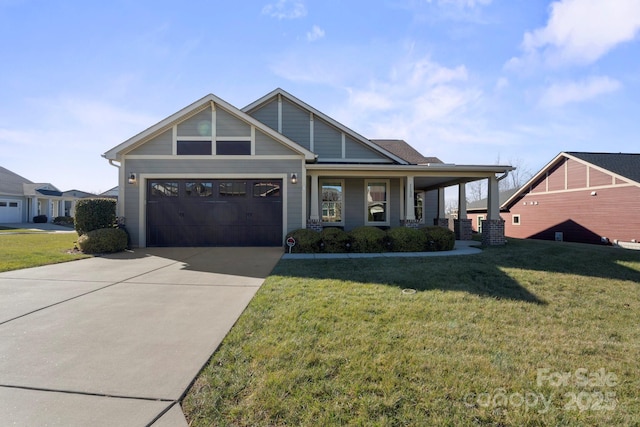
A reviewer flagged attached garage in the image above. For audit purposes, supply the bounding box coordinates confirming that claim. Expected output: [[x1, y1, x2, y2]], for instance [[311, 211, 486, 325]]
[[146, 179, 282, 247], [0, 199, 22, 223]]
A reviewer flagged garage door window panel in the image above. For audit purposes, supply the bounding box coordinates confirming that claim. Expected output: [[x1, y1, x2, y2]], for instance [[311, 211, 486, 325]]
[[219, 182, 247, 196], [150, 182, 179, 197], [185, 182, 213, 197], [253, 182, 280, 198]]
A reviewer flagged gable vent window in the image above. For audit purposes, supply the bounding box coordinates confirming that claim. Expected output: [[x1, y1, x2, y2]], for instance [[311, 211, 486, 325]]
[[216, 140, 251, 155], [177, 140, 212, 155]]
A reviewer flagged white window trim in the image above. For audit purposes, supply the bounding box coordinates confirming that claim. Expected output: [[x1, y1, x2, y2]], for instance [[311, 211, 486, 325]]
[[321, 179, 345, 226], [365, 179, 390, 226], [512, 214, 521, 225]]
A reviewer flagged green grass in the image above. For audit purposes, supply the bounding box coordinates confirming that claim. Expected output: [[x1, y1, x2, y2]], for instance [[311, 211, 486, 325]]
[[0, 233, 90, 272], [183, 239, 640, 426], [0, 226, 45, 233]]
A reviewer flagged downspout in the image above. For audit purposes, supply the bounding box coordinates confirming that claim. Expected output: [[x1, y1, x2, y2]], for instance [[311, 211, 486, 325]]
[[496, 170, 509, 182]]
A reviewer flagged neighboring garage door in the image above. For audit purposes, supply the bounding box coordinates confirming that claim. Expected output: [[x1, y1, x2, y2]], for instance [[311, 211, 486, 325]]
[[146, 179, 282, 247], [0, 200, 21, 223]]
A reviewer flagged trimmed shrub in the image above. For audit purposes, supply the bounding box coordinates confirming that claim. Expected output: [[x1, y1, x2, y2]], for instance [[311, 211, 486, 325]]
[[77, 228, 128, 254], [285, 229, 322, 253], [53, 216, 74, 226], [420, 226, 455, 251], [387, 227, 428, 252], [33, 215, 48, 223], [349, 226, 388, 253], [321, 227, 351, 253], [75, 198, 116, 235]]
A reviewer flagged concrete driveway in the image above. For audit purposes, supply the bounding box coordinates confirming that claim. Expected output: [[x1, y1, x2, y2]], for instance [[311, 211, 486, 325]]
[[0, 247, 283, 426]]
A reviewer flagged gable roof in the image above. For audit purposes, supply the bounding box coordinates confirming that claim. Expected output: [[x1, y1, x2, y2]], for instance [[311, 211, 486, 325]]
[[103, 93, 316, 161], [370, 140, 443, 165], [243, 88, 409, 165], [503, 151, 640, 209], [0, 166, 33, 196], [566, 152, 640, 184]]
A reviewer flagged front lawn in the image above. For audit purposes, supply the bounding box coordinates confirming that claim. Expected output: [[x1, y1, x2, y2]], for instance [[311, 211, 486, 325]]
[[183, 239, 640, 426], [0, 233, 90, 272]]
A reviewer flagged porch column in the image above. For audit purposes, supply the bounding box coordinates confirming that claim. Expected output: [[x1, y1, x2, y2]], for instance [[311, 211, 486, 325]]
[[30, 197, 37, 221], [482, 175, 505, 246], [307, 173, 322, 232], [402, 176, 419, 229], [433, 187, 448, 228], [70, 200, 77, 217], [45, 198, 52, 221], [455, 184, 472, 240]]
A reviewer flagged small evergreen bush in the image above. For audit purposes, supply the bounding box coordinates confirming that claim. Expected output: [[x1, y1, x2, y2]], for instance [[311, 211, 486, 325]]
[[349, 226, 388, 253], [387, 227, 428, 252], [75, 198, 116, 235], [321, 227, 351, 253], [53, 216, 74, 226], [420, 226, 455, 251], [33, 215, 48, 223], [77, 228, 128, 254], [285, 229, 322, 253]]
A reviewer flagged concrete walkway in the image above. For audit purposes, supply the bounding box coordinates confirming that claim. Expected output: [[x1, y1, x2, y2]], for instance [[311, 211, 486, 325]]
[[0, 247, 283, 427], [282, 240, 482, 259], [0, 222, 76, 233]]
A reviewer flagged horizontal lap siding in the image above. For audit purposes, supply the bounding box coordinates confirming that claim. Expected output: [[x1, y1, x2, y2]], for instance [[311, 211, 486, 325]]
[[282, 100, 310, 150], [123, 158, 303, 246], [505, 186, 640, 243], [589, 166, 614, 187], [177, 108, 212, 137], [344, 136, 388, 160], [254, 130, 298, 155], [217, 108, 251, 137], [128, 129, 173, 155], [547, 160, 565, 191]]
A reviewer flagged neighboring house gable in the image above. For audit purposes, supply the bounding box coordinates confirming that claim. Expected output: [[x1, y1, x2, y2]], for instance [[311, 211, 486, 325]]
[[243, 88, 406, 164], [502, 152, 640, 244]]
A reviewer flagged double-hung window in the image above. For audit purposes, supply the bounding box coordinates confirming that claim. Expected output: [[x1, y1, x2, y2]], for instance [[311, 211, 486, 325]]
[[321, 180, 344, 225], [365, 180, 389, 225]]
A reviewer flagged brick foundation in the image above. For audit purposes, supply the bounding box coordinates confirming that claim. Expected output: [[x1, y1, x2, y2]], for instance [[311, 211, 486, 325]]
[[454, 218, 473, 241], [306, 218, 323, 232], [433, 218, 449, 228], [401, 219, 421, 229], [481, 219, 506, 246]]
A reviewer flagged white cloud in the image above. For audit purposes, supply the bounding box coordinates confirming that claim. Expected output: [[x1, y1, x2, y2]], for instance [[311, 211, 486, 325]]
[[539, 76, 621, 107], [262, 0, 306, 19], [511, 0, 640, 67], [422, 0, 491, 7], [306, 25, 325, 42]]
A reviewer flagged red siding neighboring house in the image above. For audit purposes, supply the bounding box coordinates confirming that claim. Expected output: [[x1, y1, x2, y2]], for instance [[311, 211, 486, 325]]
[[502, 152, 640, 245]]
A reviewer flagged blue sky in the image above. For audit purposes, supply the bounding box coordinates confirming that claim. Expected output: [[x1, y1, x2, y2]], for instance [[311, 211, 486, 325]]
[[1, 0, 639, 194]]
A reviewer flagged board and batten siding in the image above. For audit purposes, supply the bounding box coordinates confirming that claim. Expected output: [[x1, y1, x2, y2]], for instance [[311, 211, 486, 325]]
[[122, 158, 304, 247], [282, 100, 311, 150]]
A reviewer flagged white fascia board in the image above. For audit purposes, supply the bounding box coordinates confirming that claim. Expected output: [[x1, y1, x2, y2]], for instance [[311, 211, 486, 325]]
[[243, 88, 409, 165], [103, 93, 316, 161], [306, 163, 514, 177], [502, 151, 566, 208]]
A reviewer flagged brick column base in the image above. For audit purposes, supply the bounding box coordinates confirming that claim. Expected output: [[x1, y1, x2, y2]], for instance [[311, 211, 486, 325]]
[[306, 219, 323, 232], [401, 219, 421, 229], [481, 219, 506, 246], [454, 218, 473, 240], [433, 218, 449, 228]]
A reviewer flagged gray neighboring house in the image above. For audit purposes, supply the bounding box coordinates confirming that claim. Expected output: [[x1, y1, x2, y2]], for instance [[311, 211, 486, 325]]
[[103, 88, 513, 248], [0, 166, 92, 223]]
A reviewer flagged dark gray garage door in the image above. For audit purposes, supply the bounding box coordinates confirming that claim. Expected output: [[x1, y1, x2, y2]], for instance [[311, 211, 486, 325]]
[[146, 179, 282, 247]]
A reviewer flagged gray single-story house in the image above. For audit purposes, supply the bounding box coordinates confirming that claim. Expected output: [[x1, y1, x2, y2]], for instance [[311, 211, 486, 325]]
[[103, 89, 512, 247], [0, 166, 90, 223]]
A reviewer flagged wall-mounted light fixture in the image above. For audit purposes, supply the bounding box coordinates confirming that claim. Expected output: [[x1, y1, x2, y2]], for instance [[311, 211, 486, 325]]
[[128, 173, 137, 185], [591, 191, 597, 196], [290, 173, 298, 184]]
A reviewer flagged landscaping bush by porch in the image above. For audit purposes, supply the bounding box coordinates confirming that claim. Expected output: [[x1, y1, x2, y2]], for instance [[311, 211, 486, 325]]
[[74, 198, 117, 235], [285, 226, 456, 253], [320, 227, 351, 253], [387, 226, 428, 252], [420, 226, 455, 251]]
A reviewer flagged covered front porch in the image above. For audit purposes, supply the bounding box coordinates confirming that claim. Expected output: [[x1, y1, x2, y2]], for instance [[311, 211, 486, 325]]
[[304, 163, 513, 245]]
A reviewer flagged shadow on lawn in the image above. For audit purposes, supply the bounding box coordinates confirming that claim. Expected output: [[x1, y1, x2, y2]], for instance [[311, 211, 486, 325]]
[[273, 239, 640, 305]]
